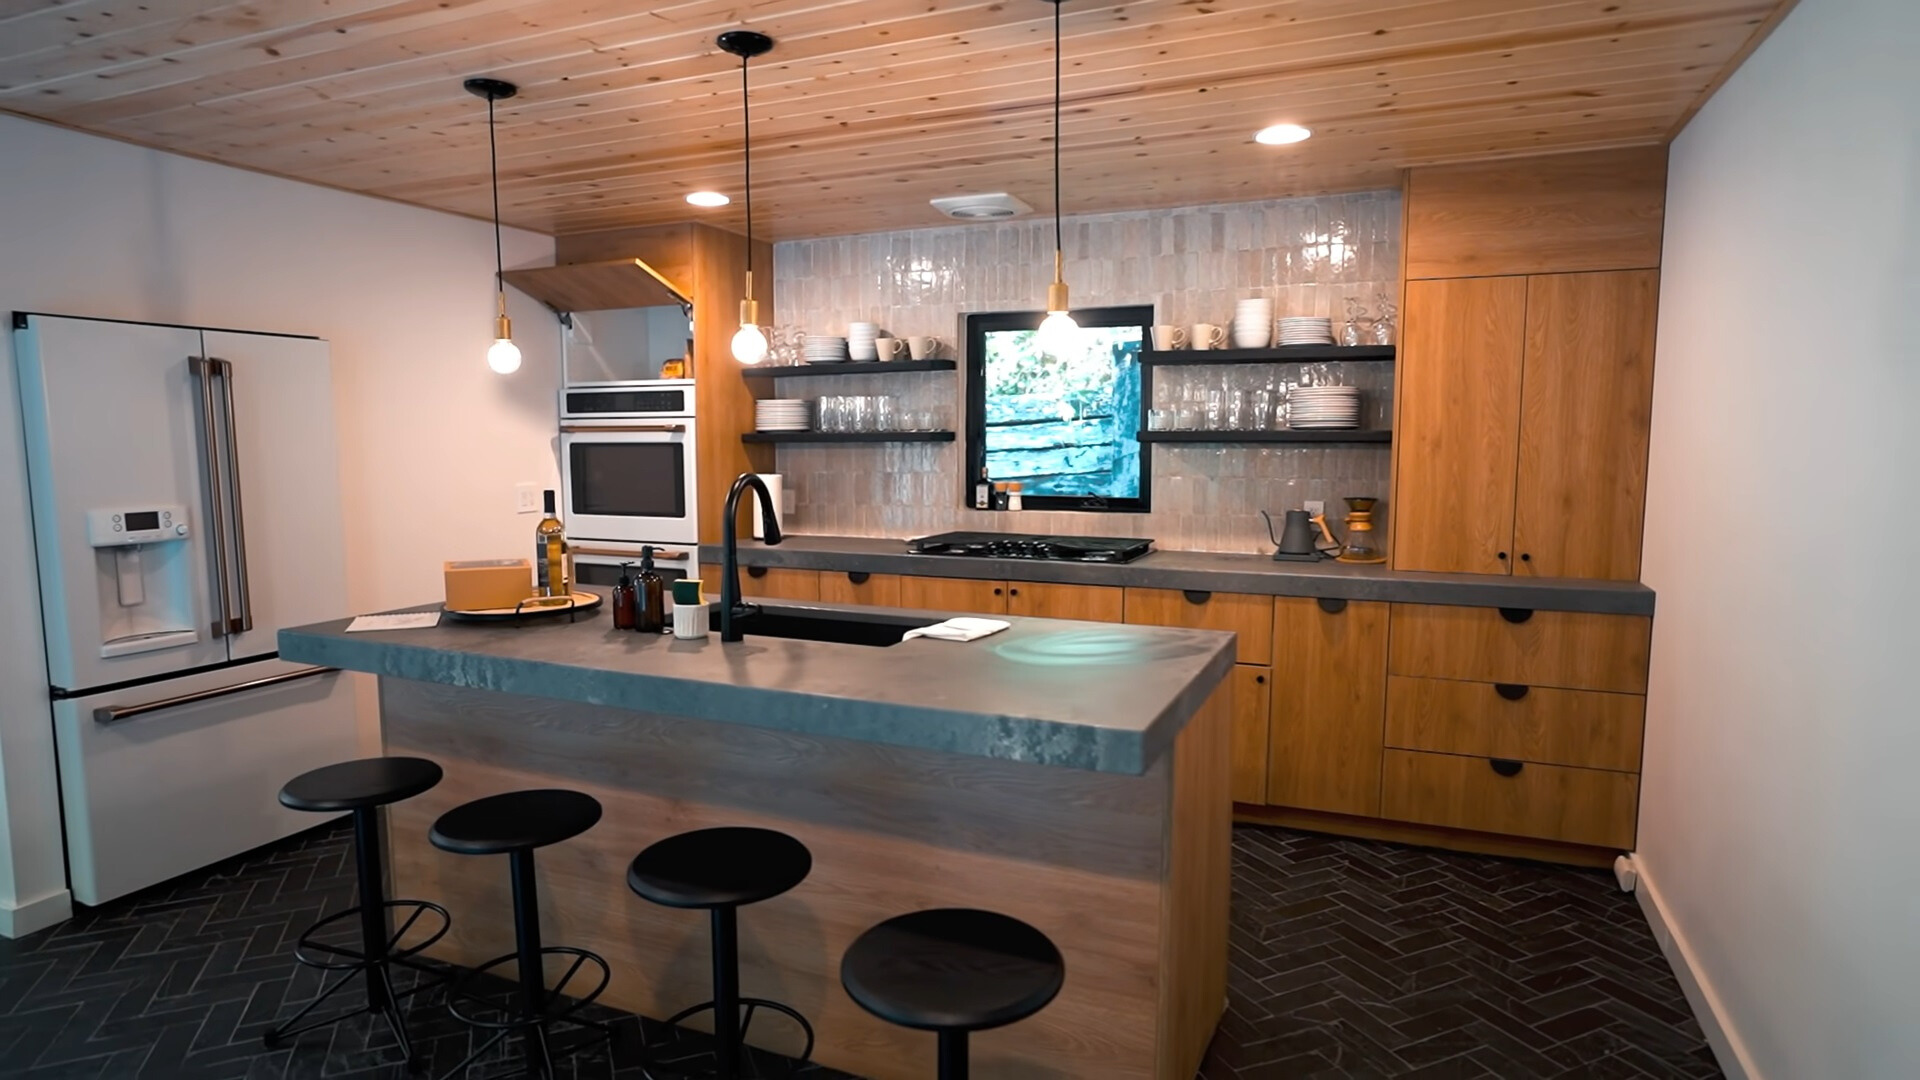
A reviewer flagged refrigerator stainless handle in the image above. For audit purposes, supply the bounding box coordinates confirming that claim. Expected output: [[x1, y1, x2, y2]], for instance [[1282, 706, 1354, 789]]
[[92, 666, 339, 724], [191, 357, 236, 638], [212, 358, 253, 634]]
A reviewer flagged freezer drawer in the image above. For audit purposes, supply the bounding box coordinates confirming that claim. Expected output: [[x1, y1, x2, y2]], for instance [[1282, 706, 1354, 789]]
[[55, 662, 360, 906]]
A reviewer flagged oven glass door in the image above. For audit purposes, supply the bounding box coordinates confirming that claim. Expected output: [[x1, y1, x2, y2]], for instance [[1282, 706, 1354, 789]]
[[561, 431, 698, 544]]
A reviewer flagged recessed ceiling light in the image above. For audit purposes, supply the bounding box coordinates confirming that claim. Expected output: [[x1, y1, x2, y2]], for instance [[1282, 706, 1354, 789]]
[[1254, 123, 1313, 146], [685, 191, 731, 207]]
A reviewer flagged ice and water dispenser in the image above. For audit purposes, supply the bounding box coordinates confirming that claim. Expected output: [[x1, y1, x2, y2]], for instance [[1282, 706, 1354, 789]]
[[84, 504, 200, 657]]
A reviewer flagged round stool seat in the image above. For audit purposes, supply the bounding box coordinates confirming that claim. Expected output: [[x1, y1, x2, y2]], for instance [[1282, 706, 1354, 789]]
[[429, 789, 602, 855], [280, 756, 442, 813], [841, 909, 1064, 1033], [627, 826, 811, 909]]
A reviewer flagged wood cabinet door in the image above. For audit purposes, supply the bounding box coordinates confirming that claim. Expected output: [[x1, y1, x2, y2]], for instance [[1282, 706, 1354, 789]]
[[1230, 667, 1272, 805], [700, 566, 820, 602], [1123, 588, 1274, 665], [817, 571, 903, 608], [1005, 582, 1124, 622], [1391, 276, 1529, 575], [1512, 270, 1660, 581], [896, 575, 1008, 616], [1266, 598, 1390, 816]]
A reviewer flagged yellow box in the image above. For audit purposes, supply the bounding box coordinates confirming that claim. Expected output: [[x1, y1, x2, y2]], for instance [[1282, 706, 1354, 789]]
[[444, 559, 533, 611]]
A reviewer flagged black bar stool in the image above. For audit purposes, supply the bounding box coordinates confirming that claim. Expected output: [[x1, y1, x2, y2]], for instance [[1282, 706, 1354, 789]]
[[626, 826, 816, 1078], [265, 756, 450, 1069], [429, 789, 611, 1080], [841, 908, 1064, 1080]]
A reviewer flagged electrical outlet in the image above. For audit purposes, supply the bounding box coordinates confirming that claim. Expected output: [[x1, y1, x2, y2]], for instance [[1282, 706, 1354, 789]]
[[1303, 499, 1325, 518], [515, 483, 541, 514]]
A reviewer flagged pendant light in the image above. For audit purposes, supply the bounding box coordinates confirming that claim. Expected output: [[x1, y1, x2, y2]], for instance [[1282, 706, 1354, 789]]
[[465, 76, 521, 374], [1034, 0, 1079, 359], [719, 30, 774, 365]]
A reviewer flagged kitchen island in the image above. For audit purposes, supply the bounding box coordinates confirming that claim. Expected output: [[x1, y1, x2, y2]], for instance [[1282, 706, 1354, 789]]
[[279, 599, 1236, 1080]]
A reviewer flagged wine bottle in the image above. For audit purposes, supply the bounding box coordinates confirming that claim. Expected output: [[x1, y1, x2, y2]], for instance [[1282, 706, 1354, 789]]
[[534, 489, 567, 597]]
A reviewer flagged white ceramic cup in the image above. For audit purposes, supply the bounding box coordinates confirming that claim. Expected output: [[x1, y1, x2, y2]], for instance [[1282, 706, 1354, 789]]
[[1231, 322, 1272, 349], [1151, 325, 1188, 351], [673, 601, 710, 640], [906, 336, 941, 360], [874, 337, 905, 360], [847, 322, 879, 360], [1190, 324, 1228, 350]]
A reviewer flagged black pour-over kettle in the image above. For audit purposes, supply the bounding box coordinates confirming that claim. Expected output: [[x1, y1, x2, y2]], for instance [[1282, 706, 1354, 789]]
[[1260, 509, 1339, 562]]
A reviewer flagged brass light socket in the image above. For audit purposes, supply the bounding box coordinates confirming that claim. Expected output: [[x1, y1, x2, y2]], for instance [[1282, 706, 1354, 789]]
[[494, 312, 513, 340], [1047, 280, 1071, 314], [739, 297, 760, 327]]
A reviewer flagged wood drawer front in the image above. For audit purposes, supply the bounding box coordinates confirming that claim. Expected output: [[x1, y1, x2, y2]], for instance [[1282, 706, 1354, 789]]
[[1124, 588, 1273, 665], [896, 575, 1007, 616], [1381, 749, 1638, 849], [1386, 677, 1644, 772], [1006, 581, 1124, 622], [817, 571, 902, 608], [1388, 604, 1650, 693], [700, 566, 821, 602]]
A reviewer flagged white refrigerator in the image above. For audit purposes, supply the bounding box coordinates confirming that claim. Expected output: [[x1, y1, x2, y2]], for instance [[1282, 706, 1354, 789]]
[[12, 313, 362, 906]]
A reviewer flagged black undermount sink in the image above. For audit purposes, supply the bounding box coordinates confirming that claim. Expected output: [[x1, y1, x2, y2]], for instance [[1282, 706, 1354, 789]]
[[709, 604, 928, 647]]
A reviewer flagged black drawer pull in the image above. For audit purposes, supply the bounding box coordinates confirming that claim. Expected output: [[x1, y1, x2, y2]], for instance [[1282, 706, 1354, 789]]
[[1316, 597, 1348, 615], [1494, 683, 1530, 701], [1181, 589, 1212, 605], [1497, 551, 1509, 561], [1254, 674, 1266, 685], [1489, 758, 1525, 777], [1519, 553, 1532, 563], [746, 565, 768, 579], [1498, 607, 1534, 624], [1008, 587, 1020, 597], [992, 587, 1003, 596], [846, 571, 871, 585]]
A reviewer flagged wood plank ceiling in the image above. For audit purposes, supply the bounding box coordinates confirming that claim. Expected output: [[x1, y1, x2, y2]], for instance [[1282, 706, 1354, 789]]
[[0, 0, 1788, 240]]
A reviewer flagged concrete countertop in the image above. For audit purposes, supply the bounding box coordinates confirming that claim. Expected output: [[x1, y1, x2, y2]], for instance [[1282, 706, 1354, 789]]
[[279, 595, 1236, 776], [703, 534, 1656, 616]]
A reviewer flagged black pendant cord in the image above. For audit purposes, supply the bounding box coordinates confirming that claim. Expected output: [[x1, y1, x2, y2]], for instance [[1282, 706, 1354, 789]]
[[1052, 0, 1062, 262], [741, 54, 753, 280], [487, 93, 505, 303]]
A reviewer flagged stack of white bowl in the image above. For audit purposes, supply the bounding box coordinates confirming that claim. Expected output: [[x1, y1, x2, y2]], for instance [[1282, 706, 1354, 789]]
[[1288, 386, 1361, 429], [1232, 299, 1274, 348], [754, 398, 810, 432], [848, 322, 880, 361], [1278, 316, 1336, 346], [803, 335, 849, 363]]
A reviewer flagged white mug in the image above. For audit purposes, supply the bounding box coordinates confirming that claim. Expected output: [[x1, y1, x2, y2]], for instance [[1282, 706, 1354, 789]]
[[1151, 325, 1188, 351], [906, 336, 941, 360], [673, 601, 710, 640], [1190, 324, 1227, 350], [874, 337, 906, 361]]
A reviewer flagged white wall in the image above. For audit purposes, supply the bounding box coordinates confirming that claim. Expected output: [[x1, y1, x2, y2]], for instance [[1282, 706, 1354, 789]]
[[1638, 0, 1920, 1076], [0, 113, 561, 932]]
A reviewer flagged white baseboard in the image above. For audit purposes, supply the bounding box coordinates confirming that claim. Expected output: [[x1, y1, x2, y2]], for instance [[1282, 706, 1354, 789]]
[[0, 886, 71, 938], [1633, 861, 1762, 1080]]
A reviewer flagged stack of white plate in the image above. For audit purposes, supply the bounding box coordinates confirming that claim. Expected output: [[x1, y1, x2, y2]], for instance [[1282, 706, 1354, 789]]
[[848, 322, 880, 361], [804, 335, 849, 363], [1278, 316, 1335, 346], [754, 398, 811, 432], [1232, 299, 1274, 348], [1289, 386, 1361, 429]]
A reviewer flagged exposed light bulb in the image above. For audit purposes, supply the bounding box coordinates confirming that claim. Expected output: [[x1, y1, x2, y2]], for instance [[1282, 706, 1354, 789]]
[[1036, 308, 1080, 359], [686, 191, 731, 207], [487, 336, 522, 374], [732, 323, 769, 365], [1254, 123, 1312, 145]]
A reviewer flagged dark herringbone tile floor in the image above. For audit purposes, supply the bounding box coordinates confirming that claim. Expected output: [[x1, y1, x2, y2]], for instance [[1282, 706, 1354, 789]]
[[0, 821, 1717, 1079]]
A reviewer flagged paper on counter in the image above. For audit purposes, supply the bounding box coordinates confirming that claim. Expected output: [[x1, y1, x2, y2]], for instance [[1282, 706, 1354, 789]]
[[346, 612, 442, 633], [901, 617, 1010, 643]]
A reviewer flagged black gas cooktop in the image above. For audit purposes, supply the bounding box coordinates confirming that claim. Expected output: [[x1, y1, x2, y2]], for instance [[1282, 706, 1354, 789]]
[[906, 531, 1155, 564]]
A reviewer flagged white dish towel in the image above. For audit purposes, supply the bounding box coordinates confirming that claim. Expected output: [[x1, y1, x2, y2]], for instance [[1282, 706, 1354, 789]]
[[901, 617, 1011, 643]]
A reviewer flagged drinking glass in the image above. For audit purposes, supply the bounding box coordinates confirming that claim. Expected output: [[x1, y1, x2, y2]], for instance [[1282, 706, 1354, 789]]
[[1204, 388, 1226, 430], [1148, 408, 1172, 431], [1175, 403, 1201, 430], [850, 395, 872, 432], [875, 397, 897, 432], [1224, 390, 1247, 430], [1250, 389, 1274, 430]]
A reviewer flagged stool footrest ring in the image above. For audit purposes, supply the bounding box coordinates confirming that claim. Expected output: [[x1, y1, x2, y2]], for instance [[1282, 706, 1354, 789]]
[[640, 996, 815, 1080], [292, 899, 450, 971], [445, 946, 611, 1031]]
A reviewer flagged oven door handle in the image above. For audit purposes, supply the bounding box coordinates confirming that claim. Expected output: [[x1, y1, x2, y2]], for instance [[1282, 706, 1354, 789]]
[[559, 423, 687, 434], [571, 546, 692, 561]]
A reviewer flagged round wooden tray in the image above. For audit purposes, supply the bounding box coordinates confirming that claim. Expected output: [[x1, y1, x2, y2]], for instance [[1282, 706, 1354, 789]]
[[443, 591, 603, 623]]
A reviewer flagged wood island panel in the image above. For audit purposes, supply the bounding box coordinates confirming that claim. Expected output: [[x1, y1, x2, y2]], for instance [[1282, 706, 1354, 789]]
[[378, 677, 1231, 1080]]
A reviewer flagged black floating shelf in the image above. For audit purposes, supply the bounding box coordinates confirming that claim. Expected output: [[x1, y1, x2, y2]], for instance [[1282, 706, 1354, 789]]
[[1139, 429, 1391, 445], [742, 431, 956, 444], [1142, 345, 1394, 366], [742, 359, 957, 378]]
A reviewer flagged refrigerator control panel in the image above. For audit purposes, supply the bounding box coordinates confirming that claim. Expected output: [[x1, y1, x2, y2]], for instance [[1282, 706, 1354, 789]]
[[85, 506, 189, 547]]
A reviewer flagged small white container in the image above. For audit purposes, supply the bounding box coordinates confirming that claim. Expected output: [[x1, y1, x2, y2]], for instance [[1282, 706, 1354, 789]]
[[673, 601, 710, 640]]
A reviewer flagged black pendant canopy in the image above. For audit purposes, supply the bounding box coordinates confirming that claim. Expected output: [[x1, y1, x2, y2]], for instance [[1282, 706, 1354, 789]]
[[462, 77, 518, 103], [717, 30, 774, 59]]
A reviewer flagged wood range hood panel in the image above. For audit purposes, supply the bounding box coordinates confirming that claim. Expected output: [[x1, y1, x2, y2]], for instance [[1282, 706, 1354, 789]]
[[501, 258, 691, 314]]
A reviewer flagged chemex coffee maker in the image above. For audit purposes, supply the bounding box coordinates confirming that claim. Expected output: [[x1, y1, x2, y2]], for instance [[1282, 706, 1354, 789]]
[[1261, 497, 1387, 564]]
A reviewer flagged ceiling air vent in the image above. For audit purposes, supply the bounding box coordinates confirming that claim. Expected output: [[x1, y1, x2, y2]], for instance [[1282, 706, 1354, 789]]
[[929, 193, 1034, 221]]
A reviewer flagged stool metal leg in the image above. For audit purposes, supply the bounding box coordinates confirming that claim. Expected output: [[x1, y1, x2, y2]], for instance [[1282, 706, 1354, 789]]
[[509, 849, 549, 1079], [711, 907, 740, 1079], [937, 1030, 968, 1080]]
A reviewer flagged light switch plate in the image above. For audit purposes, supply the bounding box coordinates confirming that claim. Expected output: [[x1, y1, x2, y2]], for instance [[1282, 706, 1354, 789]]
[[515, 483, 541, 514], [1303, 499, 1325, 518]]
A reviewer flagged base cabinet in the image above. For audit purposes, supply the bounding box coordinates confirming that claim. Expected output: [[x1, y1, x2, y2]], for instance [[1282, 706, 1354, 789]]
[[1230, 667, 1271, 805], [1380, 749, 1639, 849], [1266, 598, 1389, 818], [701, 566, 822, 602]]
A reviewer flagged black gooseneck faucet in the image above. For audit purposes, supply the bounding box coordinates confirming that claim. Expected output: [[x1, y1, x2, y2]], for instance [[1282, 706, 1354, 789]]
[[720, 473, 783, 643]]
